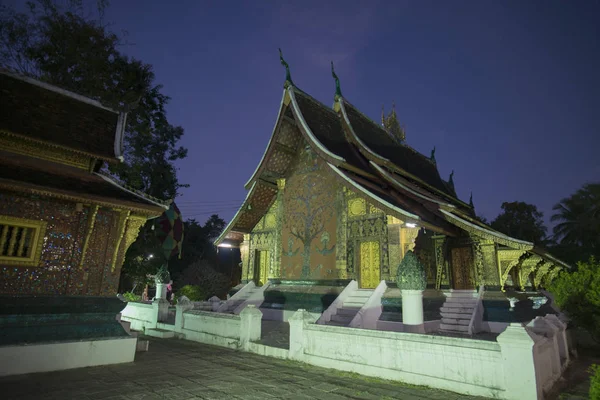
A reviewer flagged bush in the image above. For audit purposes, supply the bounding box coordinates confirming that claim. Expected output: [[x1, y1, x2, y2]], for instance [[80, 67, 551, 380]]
[[396, 250, 427, 291], [548, 257, 600, 343], [177, 285, 206, 301], [590, 365, 600, 400], [176, 260, 231, 299], [122, 292, 141, 302]]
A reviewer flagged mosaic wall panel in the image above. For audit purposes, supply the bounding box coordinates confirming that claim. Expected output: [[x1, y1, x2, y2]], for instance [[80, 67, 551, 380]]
[[281, 146, 338, 279], [387, 225, 401, 279], [414, 230, 436, 286], [0, 192, 126, 296], [276, 119, 303, 149], [482, 243, 500, 286]]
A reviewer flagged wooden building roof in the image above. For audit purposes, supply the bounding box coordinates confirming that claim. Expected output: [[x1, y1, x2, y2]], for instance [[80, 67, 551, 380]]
[[0, 71, 126, 162], [214, 70, 571, 270]]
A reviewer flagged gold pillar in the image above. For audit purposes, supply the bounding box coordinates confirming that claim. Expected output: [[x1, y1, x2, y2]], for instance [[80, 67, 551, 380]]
[[110, 210, 132, 272], [79, 205, 99, 269]]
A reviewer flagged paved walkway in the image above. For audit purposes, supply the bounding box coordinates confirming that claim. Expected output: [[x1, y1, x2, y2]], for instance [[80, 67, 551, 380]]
[[1, 337, 490, 400]]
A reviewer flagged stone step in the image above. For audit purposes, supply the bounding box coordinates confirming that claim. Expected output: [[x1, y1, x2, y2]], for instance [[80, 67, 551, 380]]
[[136, 339, 149, 352], [351, 290, 374, 298], [439, 323, 469, 332], [441, 318, 470, 326], [444, 297, 477, 304], [331, 313, 354, 323], [440, 312, 473, 320], [447, 290, 477, 297], [337, 307, 361, 316], [343, 301, 366, 308], [440, 306, 474, 314], [145, 328, 175, 339], [326, 320, 348, 327]]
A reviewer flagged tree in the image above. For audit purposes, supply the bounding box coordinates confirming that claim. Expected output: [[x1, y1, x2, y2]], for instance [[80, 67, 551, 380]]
[[548, 257, 600, 344], [176, 260, 231, 300], [551, 183, 600, 264], [490, 201, 548, 245], [168, 215, 227, 282], [0, 1, 188, 287]]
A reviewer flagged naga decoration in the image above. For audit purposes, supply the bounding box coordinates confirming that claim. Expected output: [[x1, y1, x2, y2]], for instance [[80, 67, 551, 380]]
[[279, 48, 294, 86], [331, 61, 343, 98]]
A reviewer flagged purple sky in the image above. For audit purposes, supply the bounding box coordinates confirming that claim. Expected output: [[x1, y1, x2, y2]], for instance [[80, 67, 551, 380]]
[[16, 1, 600, 227]]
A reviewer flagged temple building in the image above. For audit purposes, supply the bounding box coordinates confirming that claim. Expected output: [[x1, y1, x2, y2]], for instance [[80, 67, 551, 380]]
[[215, 58, 570, 328], [0, 70, 166, 375]]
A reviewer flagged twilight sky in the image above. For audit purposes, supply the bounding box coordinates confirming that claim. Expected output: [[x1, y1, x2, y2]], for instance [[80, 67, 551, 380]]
[[19, 1, 600, 227]]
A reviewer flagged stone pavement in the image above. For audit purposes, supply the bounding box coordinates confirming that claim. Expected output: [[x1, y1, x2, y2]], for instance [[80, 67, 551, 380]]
[[0, 337, 491, 400]]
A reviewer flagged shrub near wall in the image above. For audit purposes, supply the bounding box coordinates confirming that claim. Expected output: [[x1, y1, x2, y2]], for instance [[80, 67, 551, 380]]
[[591, 365, 600, 400]]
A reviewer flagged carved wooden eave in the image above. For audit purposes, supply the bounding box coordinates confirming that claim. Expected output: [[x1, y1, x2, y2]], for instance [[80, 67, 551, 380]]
[[244, 89, 290, 190], [95, 173, 169, 211], [336, 98, 470, 209], [369, 161, 456, 209], [327, 163, 457, 237], [214, 179, 278, 246], [530, 247, 572, 270], [440, 209, 534, 250], [0, 177, 164, 216]]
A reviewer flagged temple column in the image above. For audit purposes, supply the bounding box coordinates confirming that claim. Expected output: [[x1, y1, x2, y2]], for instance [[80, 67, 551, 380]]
[[433, 235, 447, 290], [240, 234, 250, 282]]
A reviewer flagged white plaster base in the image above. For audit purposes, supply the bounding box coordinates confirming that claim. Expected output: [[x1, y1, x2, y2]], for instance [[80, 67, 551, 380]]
[[0, 337, 137, 376], [377, 320, 440, 333], [401, 290, 424, 325]]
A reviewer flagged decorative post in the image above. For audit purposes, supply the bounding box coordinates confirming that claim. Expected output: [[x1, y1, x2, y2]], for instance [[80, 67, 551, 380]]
[[175, 295, 193, 333], [239, 305, 263, 350], [496, 323, 539, 399], [396, 250, 426, 333], [288, 309, 312, 361]]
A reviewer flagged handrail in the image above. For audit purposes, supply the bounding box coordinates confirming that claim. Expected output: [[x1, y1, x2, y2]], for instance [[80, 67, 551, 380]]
[[216, 281, 256, 313], [233, 281, 271, 314], [468, 284, 485, 335], [350, 280, 387, 329], [316, 280, 358, 324]]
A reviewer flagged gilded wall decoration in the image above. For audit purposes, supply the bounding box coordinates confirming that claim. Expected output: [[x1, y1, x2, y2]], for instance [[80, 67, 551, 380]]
[[359, 241, 380, 288], [450, 246, 475, 290], [281, 146, 337, 279], [481, 242, 500, 286], [433, 236, 448, 289], [414, 229, 436, 286], [346, 192, 389, 281], [471, 238, 484, 286], [335, 190, 348, 277], [387, 224, 402, 279]]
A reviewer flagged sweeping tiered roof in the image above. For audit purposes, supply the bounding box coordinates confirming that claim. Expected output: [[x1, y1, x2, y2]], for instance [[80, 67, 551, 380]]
[[215, 58, 570, 270]]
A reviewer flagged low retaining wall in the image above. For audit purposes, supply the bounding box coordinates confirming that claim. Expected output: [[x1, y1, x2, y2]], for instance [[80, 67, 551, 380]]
[[289, 310, 566, 400], [121, 302, 157, 331]]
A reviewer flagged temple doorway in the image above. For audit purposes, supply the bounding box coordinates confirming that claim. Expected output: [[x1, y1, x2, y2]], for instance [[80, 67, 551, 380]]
[[450, 247, 476, 290], [253, 250, 270, 286], [359, 241, 380, 289]]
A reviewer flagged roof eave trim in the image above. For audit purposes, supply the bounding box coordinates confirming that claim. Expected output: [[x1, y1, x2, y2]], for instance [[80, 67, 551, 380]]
[[244, 89, 288, 190], [533, 250, 572, 270], [114, 112, 127, 162], [327, 162, 420, 222], [369, 161, 455, 208], [1, 70, 119, 114], [338, 100, 390, 163], [288, 88, 345, 165], [439, 209, 534, 249], [215, 181, 258, 245], [94, 173, 169, 210]]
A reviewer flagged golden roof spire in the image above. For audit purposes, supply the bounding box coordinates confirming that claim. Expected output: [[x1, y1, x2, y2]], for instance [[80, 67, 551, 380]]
[[382, 101, 406, 143]]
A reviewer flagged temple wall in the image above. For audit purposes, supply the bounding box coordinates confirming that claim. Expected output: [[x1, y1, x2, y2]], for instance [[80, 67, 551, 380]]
[[0, 191, 134, 296], [280, 147, 338, 280]]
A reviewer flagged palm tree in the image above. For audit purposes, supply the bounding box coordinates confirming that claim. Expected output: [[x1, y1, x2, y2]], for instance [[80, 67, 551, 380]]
[[551, 183, 600, 262]]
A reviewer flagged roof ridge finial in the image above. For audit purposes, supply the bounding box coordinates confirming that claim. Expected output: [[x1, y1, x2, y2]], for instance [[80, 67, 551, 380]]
[[381, 105, 385, 126], [469, 192, 474, 208], [430, 146, 436, 164], [331, 61, 342, 98], [449, 170, 455, 189], [279, 48, 293, 87]]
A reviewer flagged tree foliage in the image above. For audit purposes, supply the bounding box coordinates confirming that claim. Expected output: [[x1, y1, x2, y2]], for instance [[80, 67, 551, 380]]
[[0, 1, 188, 286], [490, 201, 548, 245], [551, 183, 600, 264], [548, 257, 600, 343], [176, 260, 231, 300]]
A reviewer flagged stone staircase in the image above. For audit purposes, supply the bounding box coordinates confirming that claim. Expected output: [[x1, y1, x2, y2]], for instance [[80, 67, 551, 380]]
[[439, 290, 478, 334], [219, 284, 266, 314], [326, 289, 374, 327]]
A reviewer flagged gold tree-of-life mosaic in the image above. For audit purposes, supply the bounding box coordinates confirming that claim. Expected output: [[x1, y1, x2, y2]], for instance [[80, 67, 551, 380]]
[[282, 147, 336, 279]]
